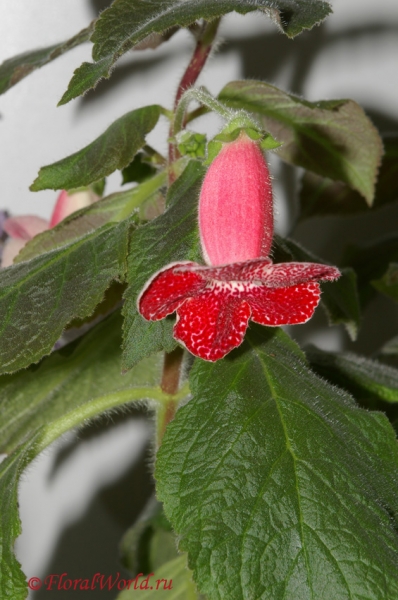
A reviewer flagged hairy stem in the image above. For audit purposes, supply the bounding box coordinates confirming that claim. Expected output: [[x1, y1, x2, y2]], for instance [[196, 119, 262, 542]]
[[168, 18, 221, 180], [158, 347, 185, 444]]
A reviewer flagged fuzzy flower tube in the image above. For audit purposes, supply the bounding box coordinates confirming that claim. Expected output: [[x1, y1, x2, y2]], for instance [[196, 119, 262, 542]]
[[138, 134, 340, 361]]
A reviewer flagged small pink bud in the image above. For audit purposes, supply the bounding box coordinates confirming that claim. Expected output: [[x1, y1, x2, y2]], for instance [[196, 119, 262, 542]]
[[49, 189, 98, 228], [199, 133, 273, 266]]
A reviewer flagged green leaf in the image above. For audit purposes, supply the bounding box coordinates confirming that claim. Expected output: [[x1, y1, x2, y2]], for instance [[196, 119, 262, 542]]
[[219, 81, 382, 204], [306, 345, 398, 404], [0, 174, 166, 375], [30, 105, 161, 191], [342, 234, 398, 306], [274, 236, 361, 339], [299, 134, 398, 218], [0, 23, 94, 96], [0, 312, 162, 454], [372, 263, 398, 302], [122, 160, 205, 371], [156, 326, 398, 600], [122, 153, 158, 185], [117, 555, 199, 600], [0, 313, 182, 599], [0, 437, 39, 600], [120, 497, 178, 576], [60, 0, 331, 104]]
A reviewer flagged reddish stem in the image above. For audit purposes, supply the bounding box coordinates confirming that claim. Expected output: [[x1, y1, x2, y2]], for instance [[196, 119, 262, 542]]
[[168, 19, 220, 178]]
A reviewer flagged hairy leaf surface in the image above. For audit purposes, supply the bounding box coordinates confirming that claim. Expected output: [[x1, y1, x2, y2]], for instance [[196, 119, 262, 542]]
[[31, 105, 161, 191], [0, 175, 165, 375], [219, 81, 382, 204], [0, 23, 93, 95], [157, 326, 398, 600], [0, 314, 166, 599], [122, 161, 204, 370], [60, 0, 331, 104]]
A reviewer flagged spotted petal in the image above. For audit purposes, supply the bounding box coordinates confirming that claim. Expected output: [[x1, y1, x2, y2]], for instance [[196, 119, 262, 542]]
[[138, 262, 206, 320], [174, 283, 251, 361], [249, 282, 321, 326]]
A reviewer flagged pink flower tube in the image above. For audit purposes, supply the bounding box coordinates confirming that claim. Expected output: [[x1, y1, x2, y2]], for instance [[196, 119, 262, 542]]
[[138, 134, 340, 361]]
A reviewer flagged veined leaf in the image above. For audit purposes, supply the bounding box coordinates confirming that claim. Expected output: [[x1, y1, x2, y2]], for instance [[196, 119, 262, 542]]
[[0, 174, 166, 375], [122, 160, 204, 371], [0, 23, 94, 96], [219, 81, 382, 204], [0, 313, 179, 600], [274, 236, 361, 339], [31, 105, 161, 191], [299, 134, 398, 218], [157, 326, 398, 600], [60, 0, 331, 104]]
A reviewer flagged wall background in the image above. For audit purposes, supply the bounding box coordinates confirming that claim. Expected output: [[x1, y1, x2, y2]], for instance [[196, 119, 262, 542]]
[[1, 1, 398, 598]]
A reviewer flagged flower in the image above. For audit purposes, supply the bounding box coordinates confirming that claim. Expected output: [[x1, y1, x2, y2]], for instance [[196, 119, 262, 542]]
[[138, 134, 340, 361], [1, 189, 98, 267]]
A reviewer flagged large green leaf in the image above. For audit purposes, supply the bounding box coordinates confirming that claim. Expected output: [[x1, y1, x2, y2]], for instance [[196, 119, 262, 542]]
[[59, 0, 331, 104], [30, 105, 161, 191], [299, 134, 398, 218], [157, 326, 398, 600], [0, 174, 165, 375], [0, 23, 93, 96], [219, 81, 382, 204], [0, 313, 183, 600], [117, 555, 199, 600], [274, 236, 361, 339], [122, 160, 204, 371], [0, 313, 162, 454]]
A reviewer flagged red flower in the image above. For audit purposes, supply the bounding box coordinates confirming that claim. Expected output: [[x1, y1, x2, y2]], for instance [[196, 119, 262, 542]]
[[138, 134, 340, 361]]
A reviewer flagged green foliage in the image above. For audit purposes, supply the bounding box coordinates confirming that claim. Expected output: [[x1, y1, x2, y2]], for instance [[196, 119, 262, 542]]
[[157, 326, 398, 600], [60, 0, 331, 104], [122, 161, 204, 371], [0, 313, 172, 600], [299, 134, 398, 218], [219, 81, 382, 204], [0, 23, 94, 95], [0, 175, 165, 375], [31, 106, 161, 191], [117, 555, 199, 599]]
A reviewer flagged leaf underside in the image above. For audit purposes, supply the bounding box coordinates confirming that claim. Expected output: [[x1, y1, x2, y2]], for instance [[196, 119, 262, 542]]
[[219, 81, 382, 204]]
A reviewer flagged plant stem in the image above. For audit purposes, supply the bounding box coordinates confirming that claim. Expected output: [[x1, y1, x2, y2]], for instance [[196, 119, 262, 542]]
[[168, 18, 221, 179], [157, 347, 186, 444]]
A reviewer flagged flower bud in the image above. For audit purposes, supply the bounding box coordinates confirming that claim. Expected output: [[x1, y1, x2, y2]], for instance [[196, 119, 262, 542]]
[[50, 189, 98, 227], [199, 133, 273, 266]]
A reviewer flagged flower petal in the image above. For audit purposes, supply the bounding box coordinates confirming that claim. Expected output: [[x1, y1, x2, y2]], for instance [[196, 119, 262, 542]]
[[248, 261, 341, 287], [3, 215, 49, 240], [50, 189, 98, 228], [138, 262, 206, 320], [249, 282, 321, 326], [174, 283, 251, 361], [1, 238, 27, 268]]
